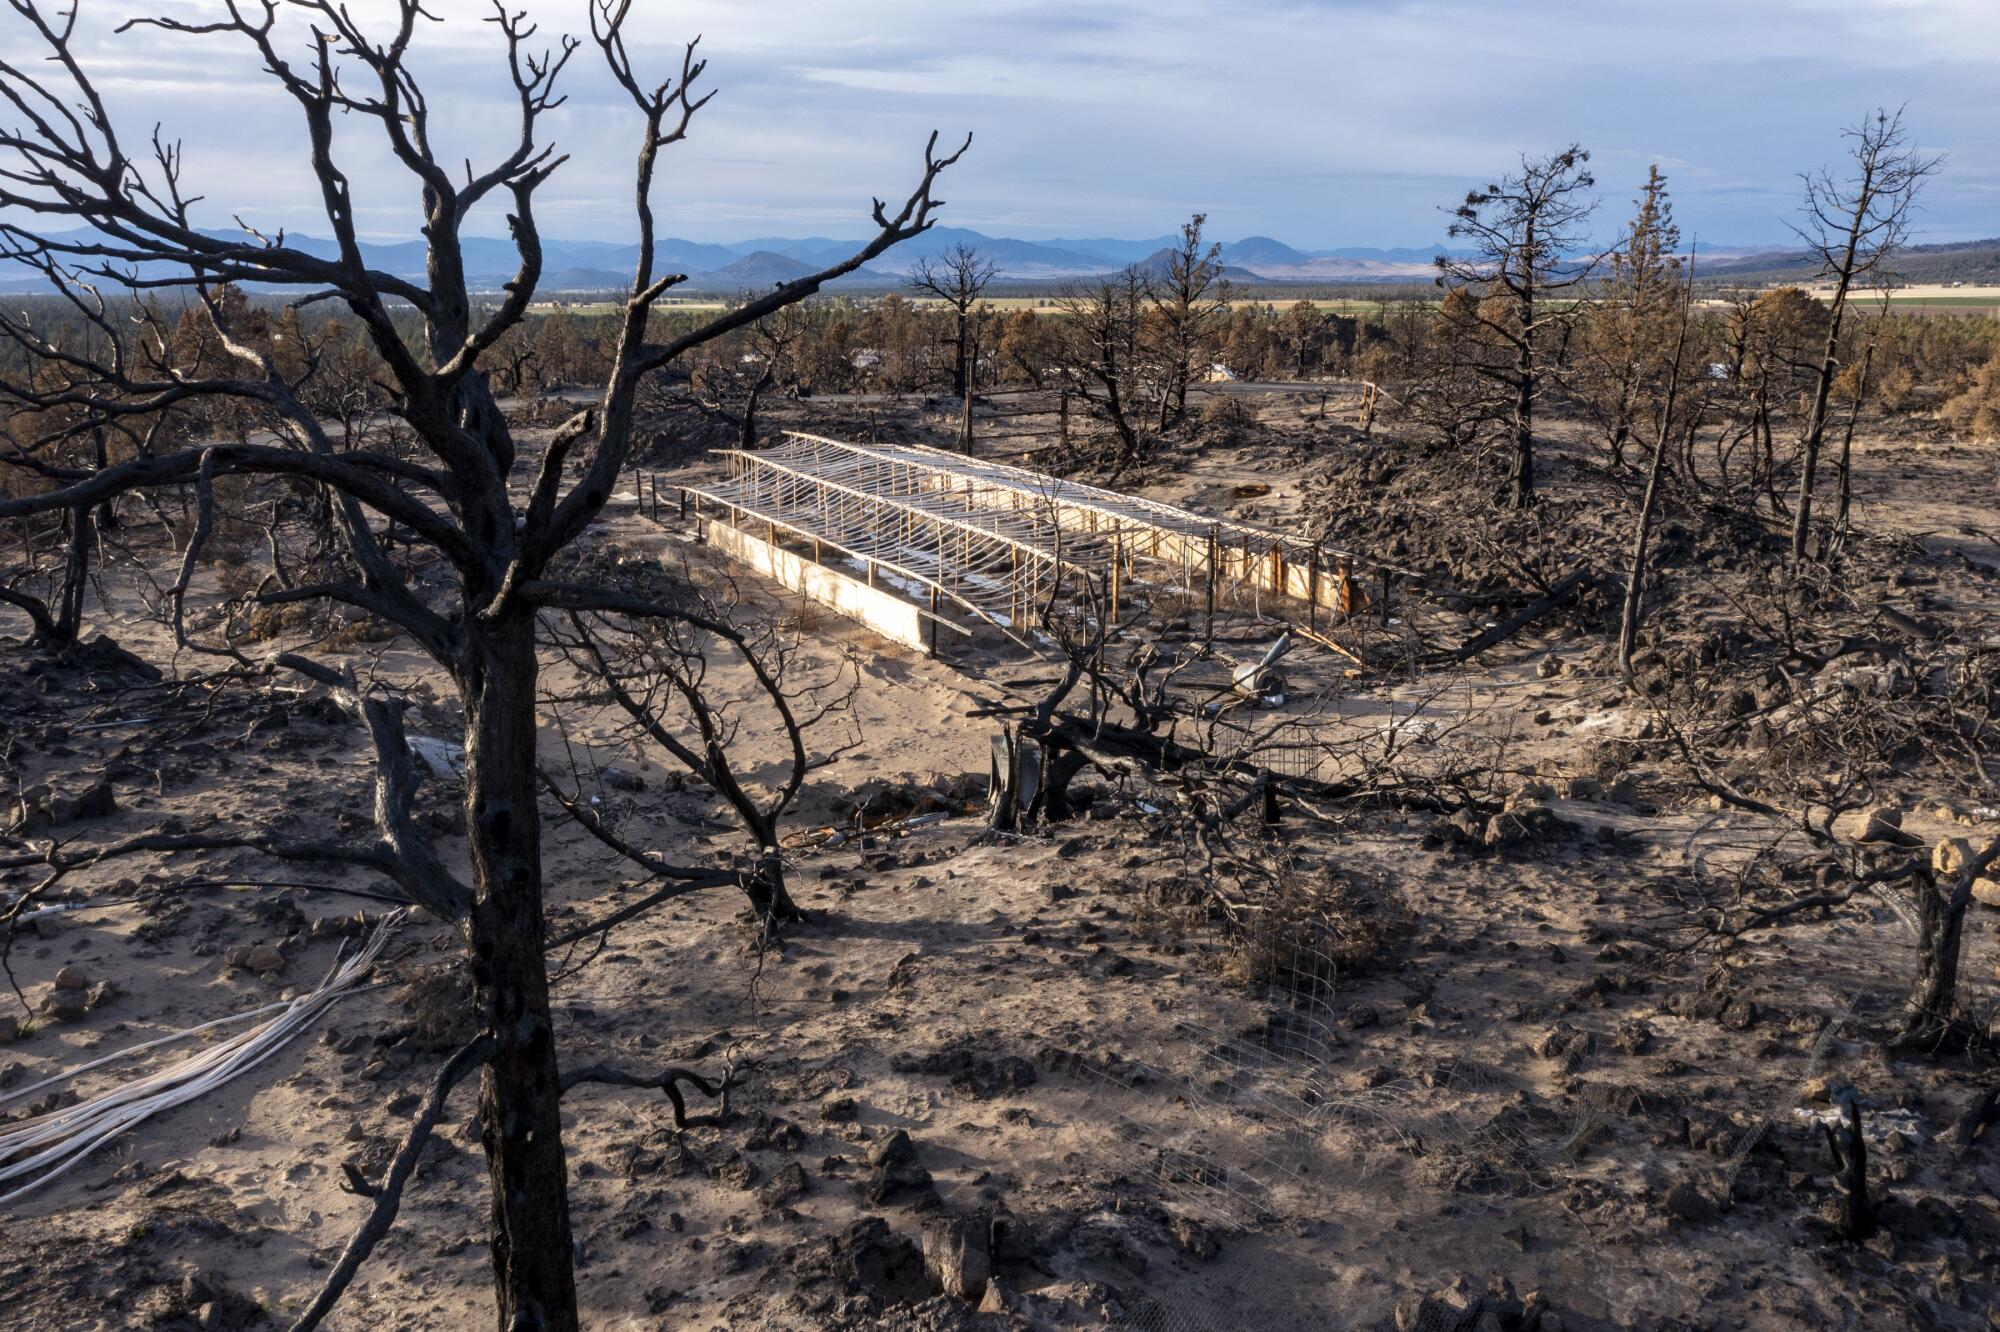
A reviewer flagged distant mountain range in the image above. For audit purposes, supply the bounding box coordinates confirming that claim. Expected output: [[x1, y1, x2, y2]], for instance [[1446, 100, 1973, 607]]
[[6, 224, 1994, 294], [0, 224, 1471, 293]]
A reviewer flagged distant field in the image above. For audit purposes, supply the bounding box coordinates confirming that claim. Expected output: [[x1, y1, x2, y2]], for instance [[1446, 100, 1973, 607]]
[[525, 300, 728, 315], [1774, 283, 2000, 312], [1876, 295, 2000, 309]]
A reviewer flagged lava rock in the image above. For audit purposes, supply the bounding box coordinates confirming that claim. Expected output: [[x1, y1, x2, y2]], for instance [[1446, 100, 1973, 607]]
[[759, 1161, 811, 1208], [864, 1130, 936, 1206], [922, 1212, 992, 1302], [226, 944, 287, 975]]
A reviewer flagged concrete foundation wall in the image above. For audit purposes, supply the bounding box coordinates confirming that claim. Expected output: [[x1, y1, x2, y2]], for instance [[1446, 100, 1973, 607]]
[[707, 520, 930, 654]]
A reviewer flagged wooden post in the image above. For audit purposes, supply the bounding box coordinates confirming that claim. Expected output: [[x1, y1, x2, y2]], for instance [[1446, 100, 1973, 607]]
[[1011, 545, 1020, 629], [1110, 531, 1122, 622], [1205, 525, 1218, 636], [1308, 549, 1320, 629], [928, 588, 940, 658], [678, 487, 689, 522]]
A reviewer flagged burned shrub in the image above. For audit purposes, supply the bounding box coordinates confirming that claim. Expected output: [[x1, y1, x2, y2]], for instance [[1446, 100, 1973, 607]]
[[1220, 867, 1405, 996]]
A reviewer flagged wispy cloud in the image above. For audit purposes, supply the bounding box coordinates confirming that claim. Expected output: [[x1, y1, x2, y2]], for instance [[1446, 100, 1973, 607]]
[[3, 0, 1989, 246]]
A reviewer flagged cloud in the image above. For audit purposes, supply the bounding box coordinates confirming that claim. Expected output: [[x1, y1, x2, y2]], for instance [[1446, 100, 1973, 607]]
[[1, 0, 1990, 247]]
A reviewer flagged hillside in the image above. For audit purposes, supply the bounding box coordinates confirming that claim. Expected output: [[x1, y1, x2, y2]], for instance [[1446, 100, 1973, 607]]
[[1699, 236, 2000, 286]]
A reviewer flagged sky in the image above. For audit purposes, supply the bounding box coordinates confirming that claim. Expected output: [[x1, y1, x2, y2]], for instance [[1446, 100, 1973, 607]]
[[11, 0, 1997, 248]]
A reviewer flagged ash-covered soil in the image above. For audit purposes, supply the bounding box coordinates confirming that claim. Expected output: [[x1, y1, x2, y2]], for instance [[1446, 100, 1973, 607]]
[[3, 393, 1998, 1332]]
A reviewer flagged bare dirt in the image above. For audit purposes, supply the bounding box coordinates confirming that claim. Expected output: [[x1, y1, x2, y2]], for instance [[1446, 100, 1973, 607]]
[[2, 390, 1997, 1331]]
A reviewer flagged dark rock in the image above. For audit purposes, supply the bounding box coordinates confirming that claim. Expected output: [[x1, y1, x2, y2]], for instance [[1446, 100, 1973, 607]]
[[922, 1212, 992, 1301], [865, 1130, 935, 1207], [1719, 997, 1759, 1032], [1533, 1021, 1593, 1071], [1484, 802, 1576, 852], [870, 1130, 918, 1169], [1070, 1220, 1146, 1277], [890, 1045, 1038, 1099], [1394, 1293, 1461, 1332], [705, 1148, 759, 1190], [759, 1162, 811, 1208], [1611, 1019, 1654, 1055], [744, 1114, 806, 1153], [1660, 1178, 1719, 1223], [792, 1217, 929, 1307]]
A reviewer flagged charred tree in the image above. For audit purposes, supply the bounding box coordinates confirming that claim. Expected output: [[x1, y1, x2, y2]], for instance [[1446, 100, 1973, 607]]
[[1146, 213, 1229, 431], [0, 3, 967, 1327], [1786, 108, 1939, 565], [1056, 270, 1150, 472], [1435, 145, 1600, 509], [1617, 239, 1699, 684], [909, 243, 995, 453]]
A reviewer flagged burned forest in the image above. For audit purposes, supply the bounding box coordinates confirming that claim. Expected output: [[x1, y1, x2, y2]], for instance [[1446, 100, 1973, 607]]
[[2, 4, 1999, 1332]]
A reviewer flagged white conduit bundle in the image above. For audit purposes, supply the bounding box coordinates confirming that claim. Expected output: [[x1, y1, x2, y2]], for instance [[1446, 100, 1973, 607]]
[[0, 909, 408, 1205]]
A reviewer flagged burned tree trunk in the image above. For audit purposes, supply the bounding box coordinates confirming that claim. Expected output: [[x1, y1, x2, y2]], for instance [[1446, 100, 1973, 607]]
[[462, 617, 577, 1331], [1832, 341, 1874, 549], [0, 505, 93, 649], [51, 506, 90, 644], [1903, 876, 1967, 1047], [1617, 257, 1696, 684], [960, 358, 975, 455], [1821, 1094, 1875, 1241], [1898, 838, 2000, 1047], [1510, 294, 1537, 509], [741, 359, 775, 451]]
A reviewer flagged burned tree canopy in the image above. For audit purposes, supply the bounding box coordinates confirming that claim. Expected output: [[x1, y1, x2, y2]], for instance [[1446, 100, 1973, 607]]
[[0, 2, 965, 1329]]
